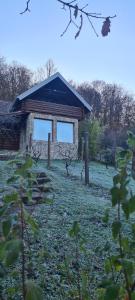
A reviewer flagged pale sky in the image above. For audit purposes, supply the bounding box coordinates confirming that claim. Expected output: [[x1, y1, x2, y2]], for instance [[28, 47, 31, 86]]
[[0, 1, 135, 93]]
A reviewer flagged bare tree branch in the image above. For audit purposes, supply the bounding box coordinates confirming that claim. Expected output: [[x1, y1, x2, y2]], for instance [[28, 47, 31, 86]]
[[57, 0, 116, 19], [61, 6, 78, 37], [20, 0, 31, 15], [20, 0, 116, 38], [87, 15, 99, 37], [58, 0, 116, 38]]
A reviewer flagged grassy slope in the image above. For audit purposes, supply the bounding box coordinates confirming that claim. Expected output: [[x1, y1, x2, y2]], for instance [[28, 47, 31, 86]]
[[32, 161, 113, 299], [1, 160, 135, 299]]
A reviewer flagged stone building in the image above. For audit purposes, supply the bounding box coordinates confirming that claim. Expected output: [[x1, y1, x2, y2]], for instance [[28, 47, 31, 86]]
[[0, 73, 91, 159]]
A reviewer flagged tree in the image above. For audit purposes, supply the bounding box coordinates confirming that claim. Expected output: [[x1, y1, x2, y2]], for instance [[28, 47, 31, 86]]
[[0, 56, 9, 100], [7, 62, 33, 101], [92, 81, 135, 129], [79, 119, 102, 160], [34, 59, 57, 83], [0, 57, 33, 101], [20, 1, 116, 38], [77, 82, 102, 118]]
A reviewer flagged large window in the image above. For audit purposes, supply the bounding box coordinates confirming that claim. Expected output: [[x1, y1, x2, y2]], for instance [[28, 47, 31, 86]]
[[33, 119, 52, 141], [57, 121, 74, 143]]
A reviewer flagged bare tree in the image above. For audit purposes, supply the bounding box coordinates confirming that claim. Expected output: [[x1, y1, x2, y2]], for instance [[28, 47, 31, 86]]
[[33, 59, 57, 83], [77, 82, 102, 118], [0, 57, 9, 100], [57, 144, 77, 176], [7, 62, 33, 100], [46, 59, 57, 78], [0, 57, 33, 101], [20, 1, 116, 38]]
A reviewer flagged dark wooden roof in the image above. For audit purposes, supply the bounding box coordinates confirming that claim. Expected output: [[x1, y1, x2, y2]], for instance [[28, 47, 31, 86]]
[[12, 73, 91, 113], [0, 100, 12, 114]]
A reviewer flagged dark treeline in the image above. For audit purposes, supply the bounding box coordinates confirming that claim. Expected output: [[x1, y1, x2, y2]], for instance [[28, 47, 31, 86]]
[[0, 56, 135, 163], [76, 81, 135, 164]]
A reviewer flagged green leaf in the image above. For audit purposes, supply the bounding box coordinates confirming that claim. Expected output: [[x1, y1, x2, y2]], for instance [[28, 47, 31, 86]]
[[122, 202, 130, 219], [4, 192, 18, 204], [111, 256, 122, 272], [0, 205, 7, 217], [16, 157, 33, 177], [102, 208, 109, 223], [69, 221, 80, 237], [111, 186, 128, 207], [121, 238, 129, 251], [99, 279, 112, 288], [128, 131, 135, 149], [129, 196, 135, 214], [6, 286, 18, 297], [112, 221, 121, 239], [0, 241, 6, 260], [24, 210, 39, 233], [0, 263, 6, 278], [104, 285, 120, 300], [104, 259, 111, 274], [113, 174, 121, 186], [111, 187, 120, 206], [131, 292, 135, 300], [2, 218, 11, 238], [7, 175, 19, 184], [97, 288, 105, 300], [122, 259, 134, 277], [5, 239, 22, 266], [25, 280, 43, 300]]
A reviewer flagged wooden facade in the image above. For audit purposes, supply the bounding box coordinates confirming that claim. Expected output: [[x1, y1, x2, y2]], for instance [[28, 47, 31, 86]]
[[0, 130, 20, 151], [20, 99, 84, 120]]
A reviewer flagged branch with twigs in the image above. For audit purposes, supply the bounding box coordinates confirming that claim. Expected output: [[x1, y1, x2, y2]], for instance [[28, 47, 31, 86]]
[[31, 144, 41, 164], [57, 144, 77, 176], [20, 0, 116, 38]]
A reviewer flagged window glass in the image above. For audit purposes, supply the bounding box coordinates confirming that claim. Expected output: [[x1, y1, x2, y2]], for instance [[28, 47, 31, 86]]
[[33, 119, 52, 141], [57, 121, 73, 143]]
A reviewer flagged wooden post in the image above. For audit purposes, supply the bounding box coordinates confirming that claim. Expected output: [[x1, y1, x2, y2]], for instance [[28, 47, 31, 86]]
[[29, 133, 32, 155], [47, 133, 51, 169], [84, 131, 89, 185], [81, 137, 84, 161], [132, 150, 135, 179]]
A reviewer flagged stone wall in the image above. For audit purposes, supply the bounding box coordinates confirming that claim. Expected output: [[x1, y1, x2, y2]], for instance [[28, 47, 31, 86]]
[[20, 113, 78, 159]]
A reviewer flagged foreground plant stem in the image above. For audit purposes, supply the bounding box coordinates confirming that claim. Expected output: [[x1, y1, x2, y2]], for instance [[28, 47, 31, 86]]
[[75, 238, 82, 300], [117, 201, 131, 300], [20, 200, 26, 300]]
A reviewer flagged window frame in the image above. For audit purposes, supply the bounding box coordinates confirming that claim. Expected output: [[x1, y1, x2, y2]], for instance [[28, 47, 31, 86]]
[[56, 120, 74, 144], [33, 118, 53, 141]]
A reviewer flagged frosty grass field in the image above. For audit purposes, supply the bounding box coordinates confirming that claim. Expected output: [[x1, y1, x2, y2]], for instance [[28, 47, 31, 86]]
[[1, 160, 135, 299]]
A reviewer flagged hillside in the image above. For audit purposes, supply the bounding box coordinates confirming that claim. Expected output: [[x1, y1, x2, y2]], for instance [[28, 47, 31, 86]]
[[1, 160, 135, 299]]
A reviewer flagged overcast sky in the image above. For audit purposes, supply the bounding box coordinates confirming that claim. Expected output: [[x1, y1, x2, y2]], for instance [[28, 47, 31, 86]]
[[0, 0, 135, 93]]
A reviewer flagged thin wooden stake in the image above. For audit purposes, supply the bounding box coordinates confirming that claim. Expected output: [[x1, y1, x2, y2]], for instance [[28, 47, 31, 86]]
[[81, 137, 84, 161], [47, 133, 51, 169], [132, 150, 135, 179], [84, 131, 89, 185]]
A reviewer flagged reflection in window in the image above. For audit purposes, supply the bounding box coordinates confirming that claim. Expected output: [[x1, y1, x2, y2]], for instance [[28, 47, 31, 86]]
[[33, 119, 52, 141], [57, 121, 73, 143]]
